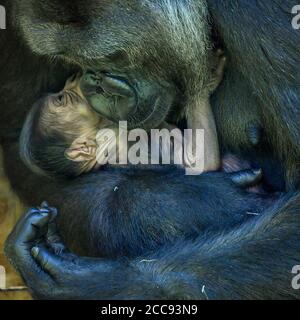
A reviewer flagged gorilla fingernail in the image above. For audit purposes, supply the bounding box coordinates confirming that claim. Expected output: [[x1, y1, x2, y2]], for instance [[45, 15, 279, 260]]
[[31, 247, 40, 258], [41, 201, 49, 208]]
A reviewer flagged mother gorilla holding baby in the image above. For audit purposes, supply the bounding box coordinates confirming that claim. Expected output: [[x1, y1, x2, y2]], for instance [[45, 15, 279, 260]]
[[1, 0, 300, 299]]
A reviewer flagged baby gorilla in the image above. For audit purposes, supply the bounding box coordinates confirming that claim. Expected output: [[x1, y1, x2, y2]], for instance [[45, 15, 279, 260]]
[[20, 73, 119, 178], [19, 73, 180, 178], [20, 62, 225, 179]]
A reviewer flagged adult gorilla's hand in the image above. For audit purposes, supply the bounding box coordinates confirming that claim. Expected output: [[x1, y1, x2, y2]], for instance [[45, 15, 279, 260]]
[[4, 203, 138, 300]]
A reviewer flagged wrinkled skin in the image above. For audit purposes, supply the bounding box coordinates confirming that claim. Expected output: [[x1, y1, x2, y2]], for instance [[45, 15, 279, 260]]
[[80, 70, 176, 130]]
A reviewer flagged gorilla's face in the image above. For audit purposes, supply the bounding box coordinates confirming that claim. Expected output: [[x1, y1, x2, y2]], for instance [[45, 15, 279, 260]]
[[13, 1, 152, 64], [12, 0, 210, 129], [13, 0, 179, 128]]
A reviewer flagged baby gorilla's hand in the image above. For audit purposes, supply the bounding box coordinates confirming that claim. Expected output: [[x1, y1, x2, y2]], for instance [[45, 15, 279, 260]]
[[80, 71, 137, 122]]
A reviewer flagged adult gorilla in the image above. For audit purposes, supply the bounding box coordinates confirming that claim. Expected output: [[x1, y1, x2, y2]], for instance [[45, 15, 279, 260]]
[[1, 0, 300, 299]]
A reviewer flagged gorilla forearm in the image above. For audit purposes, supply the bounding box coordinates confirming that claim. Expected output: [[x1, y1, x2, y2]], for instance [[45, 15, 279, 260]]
[[91, 193, 300, 299], [5, 140, 297, 299], [122, 195, 298, 300], [139, 196, 300, 300], [5, 193, 300, 300]]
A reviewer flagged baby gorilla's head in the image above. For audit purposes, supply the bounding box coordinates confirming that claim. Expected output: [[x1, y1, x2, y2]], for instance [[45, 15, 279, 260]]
[[20, 74, 108, 178], [41, 73, 101, 140], [20, 72, 184, 179]]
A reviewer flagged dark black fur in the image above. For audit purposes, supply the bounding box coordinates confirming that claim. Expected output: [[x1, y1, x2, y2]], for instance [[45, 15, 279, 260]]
[[53, 166, 275, 258], [2, 0, 300, 299]]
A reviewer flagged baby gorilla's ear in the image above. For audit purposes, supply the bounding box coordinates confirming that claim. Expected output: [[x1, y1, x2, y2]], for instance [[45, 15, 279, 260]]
[[65, 137, 97, 162]]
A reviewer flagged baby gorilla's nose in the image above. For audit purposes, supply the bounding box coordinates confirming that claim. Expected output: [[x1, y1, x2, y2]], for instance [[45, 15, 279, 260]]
[[80, 71, 137, 123]]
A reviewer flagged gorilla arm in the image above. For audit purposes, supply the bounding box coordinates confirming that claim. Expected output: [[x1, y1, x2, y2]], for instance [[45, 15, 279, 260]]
[[3, 142, 295, 300], [186, 52, 226, 172], [5, 191, 300, 300]]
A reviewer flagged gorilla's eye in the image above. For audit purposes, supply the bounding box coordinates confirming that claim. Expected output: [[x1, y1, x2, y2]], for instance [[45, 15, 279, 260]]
[[54, 93, 66, 107]]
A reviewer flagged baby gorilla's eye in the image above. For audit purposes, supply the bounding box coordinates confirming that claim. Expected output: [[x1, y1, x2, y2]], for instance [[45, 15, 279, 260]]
[[57, 94, 64, 103], [53, 93, 66, 107]]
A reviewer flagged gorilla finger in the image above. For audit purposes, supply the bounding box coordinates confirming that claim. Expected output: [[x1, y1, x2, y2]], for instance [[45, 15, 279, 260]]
[[40, 202, 58, 220], [12, 207, 46, 233], [47, 221, 67, 254], [5, 210, 53, 274], [11, 208, 52, 245], [47, 220, 63, 244], [230, 169, 263, 188], [31, 246, 64, 277], [40, 201, 49, 209]]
